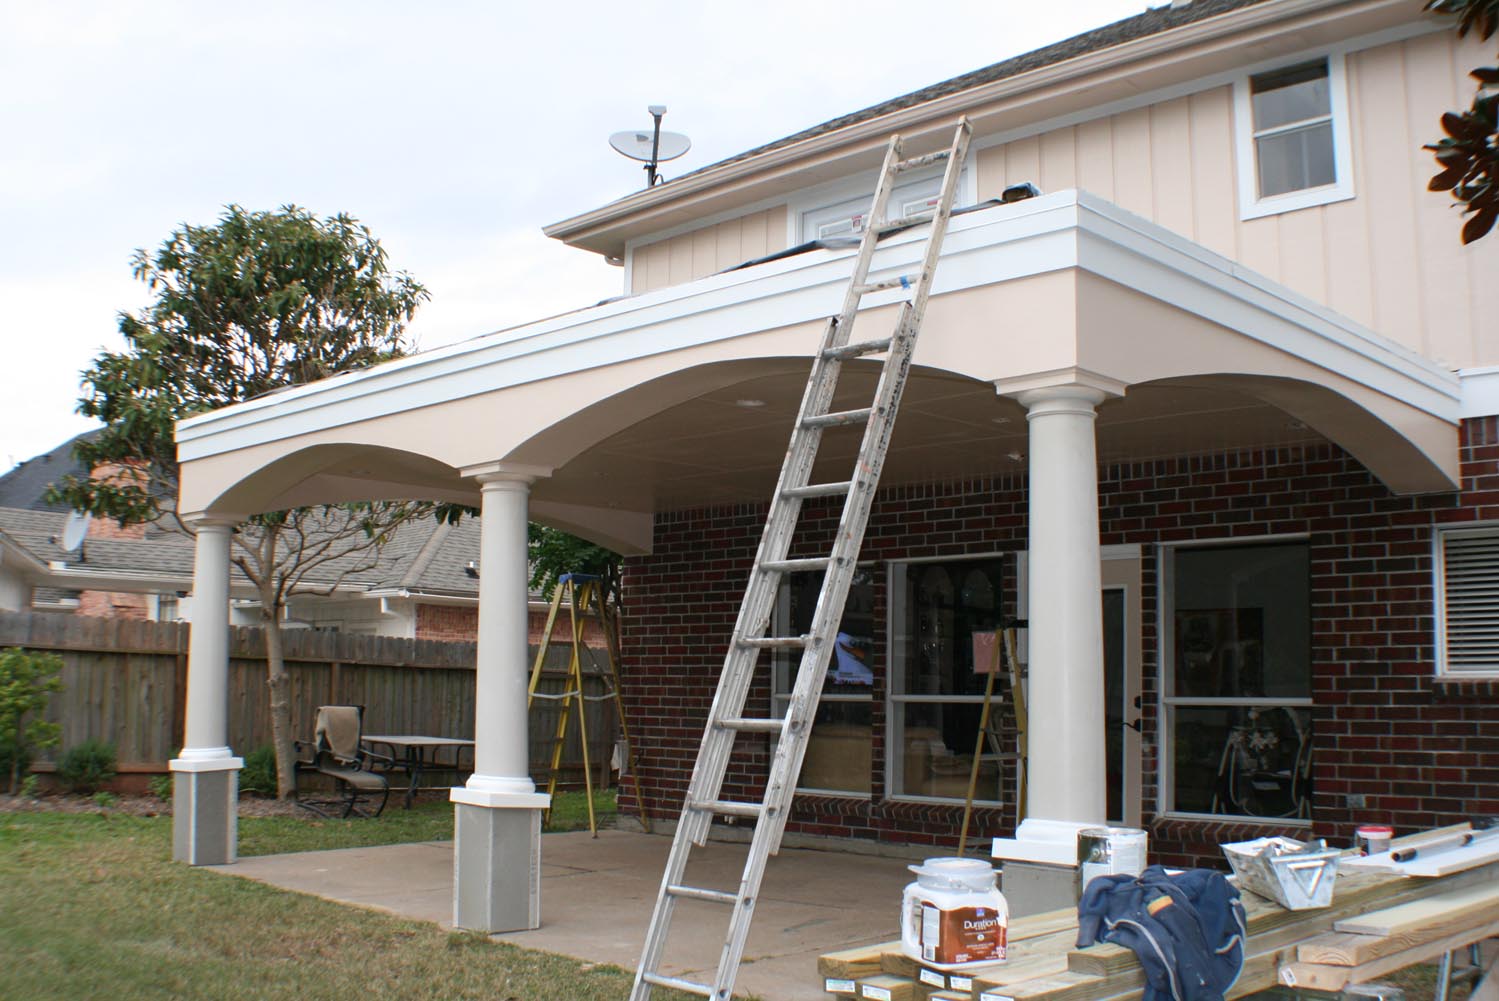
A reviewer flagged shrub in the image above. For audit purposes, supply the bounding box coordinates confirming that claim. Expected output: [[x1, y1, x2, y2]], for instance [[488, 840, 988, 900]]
[[56, 739, 117, 794], [239, 745, 278, 797], [148, 774, 173, 801], [18, 774, 39, 799], [0, 648, 64, 794], [92, 791, 118, 809]]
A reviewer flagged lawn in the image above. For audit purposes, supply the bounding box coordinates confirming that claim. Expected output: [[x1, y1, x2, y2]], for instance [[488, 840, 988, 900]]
[[0, 788, 695, 1001]]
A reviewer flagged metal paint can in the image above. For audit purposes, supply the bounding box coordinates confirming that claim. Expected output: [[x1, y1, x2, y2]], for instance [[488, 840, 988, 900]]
[[1355, 824, 1394, 856], [1077, 827, 1149, 892]]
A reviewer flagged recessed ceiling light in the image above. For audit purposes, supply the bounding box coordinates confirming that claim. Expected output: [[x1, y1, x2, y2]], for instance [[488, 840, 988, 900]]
[[1007, 450, 1025, 462], [735, 399, 766, 408], [990, 416, 1011, 425], [1287, 420, 1308, 430]]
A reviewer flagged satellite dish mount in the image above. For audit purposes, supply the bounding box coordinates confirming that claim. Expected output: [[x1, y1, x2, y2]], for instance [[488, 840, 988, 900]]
[[610, 105, 691, 188]]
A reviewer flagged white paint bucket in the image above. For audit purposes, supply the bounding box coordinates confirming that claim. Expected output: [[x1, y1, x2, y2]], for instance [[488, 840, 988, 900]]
[[1077, 827, 1148, 892], [900, 857, 1008, 971]]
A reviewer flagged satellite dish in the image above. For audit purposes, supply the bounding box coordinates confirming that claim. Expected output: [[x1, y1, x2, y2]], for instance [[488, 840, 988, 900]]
[[609, 105, 691, 187], [60, 510, 92, 551], [609, 130, 691, 163]]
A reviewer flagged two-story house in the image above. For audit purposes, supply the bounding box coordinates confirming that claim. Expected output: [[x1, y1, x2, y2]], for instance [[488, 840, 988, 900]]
[[162, 0, 1498, 932]]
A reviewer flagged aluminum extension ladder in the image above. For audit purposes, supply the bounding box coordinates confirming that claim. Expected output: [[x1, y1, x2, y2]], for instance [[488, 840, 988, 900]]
[[630, 118, 973, 1001]]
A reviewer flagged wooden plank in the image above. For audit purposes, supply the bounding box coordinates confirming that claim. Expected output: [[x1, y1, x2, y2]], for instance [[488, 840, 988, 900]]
[[1279, 917, 1499, 993], [819, 940, 899, 980], [1010, 907, 1080, 942], [857, 973, 920, 1001], [1329, 882, 1499, 938]]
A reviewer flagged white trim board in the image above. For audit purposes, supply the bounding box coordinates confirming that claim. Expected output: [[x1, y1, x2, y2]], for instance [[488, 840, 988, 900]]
[[177, 190, 1459, 463]]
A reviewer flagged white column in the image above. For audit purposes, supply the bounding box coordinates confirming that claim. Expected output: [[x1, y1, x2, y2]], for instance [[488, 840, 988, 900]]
[[451, 464, 550, 933], [465, 474, 536, 795], [181, 521, 234, 759], [1018, 385, 1108, 826], [170, 515, 244, 866]]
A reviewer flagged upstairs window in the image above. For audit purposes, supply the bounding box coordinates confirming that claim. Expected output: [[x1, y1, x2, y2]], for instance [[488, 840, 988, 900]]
[[1234, 55, 1353, 219], [798, 173, 948, 243]]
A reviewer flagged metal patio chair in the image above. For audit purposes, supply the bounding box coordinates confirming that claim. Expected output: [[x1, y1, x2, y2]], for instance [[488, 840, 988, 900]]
[[293, 704, 392, 818]]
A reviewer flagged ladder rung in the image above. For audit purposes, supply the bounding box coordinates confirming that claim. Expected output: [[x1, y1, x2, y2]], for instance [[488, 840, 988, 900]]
[[667, 883, 739, 905], [853, 276, 910, 295], [717, 717, 787, 734], [876, 216, 932, 233], [822, 338, 891, 360], [641, 972, 714, 997], [693, 799, 764, 819], [801, 408, 872, 429], [783, 480, 854, 499], [895, 149, 950, 172], [739, 635, 810, 649], [760, 557, 834, 573]]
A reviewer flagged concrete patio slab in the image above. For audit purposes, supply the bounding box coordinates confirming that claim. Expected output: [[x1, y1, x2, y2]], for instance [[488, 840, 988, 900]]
[[213, 829, 917, 1000]]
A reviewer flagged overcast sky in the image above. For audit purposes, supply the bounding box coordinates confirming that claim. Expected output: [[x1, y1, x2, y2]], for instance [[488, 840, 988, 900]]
[[0, 0, 1147, 470]]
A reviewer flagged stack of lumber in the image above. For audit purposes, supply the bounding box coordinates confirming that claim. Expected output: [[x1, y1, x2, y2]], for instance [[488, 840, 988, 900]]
[[816, 828, 1499, 1001]]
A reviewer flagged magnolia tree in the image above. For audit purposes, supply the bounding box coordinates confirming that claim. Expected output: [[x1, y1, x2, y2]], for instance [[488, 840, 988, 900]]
[[1427, 0, 1499, 242], [49, 205, 442, 798]]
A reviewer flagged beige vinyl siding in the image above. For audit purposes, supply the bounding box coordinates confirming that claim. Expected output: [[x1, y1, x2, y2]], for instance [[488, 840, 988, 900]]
[[630, 206, 788, 294], [975, 30, 1498, 369]]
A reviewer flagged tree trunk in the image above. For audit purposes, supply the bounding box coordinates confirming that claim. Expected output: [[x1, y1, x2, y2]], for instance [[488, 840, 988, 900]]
[[265, 607, 299, 800]]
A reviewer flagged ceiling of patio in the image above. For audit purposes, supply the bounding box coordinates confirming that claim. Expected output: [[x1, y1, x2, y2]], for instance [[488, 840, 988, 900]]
[[536, 366, 1329, 512]]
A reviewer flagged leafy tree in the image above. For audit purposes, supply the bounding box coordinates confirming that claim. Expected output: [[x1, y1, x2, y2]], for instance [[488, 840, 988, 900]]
[[0, 648, 64, 794], [48, 205, 437, 798], [1426, 0, 1499, 242], [527, 524, 622, 611]]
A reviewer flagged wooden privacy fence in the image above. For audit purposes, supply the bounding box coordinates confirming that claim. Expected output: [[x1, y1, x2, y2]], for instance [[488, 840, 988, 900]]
[[0, 611, 616, 785]]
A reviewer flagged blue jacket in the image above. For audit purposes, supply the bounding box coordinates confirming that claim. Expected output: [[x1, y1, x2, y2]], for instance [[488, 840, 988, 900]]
[[1075, 866, 1247, 1001]]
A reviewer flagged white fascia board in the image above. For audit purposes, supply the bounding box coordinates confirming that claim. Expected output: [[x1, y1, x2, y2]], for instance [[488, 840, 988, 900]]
[[1460, 367, 1499, 419], [177, 191, 1458, 462], [1071, 193, 1459, 418]]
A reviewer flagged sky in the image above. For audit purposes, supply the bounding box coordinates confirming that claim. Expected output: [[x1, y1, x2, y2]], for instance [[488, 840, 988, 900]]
[[0, 0, 1149, 471]]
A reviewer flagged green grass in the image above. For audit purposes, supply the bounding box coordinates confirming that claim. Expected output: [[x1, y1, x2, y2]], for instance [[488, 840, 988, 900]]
[[239, 786, 617, 857], [0, 789, 689, 1001]]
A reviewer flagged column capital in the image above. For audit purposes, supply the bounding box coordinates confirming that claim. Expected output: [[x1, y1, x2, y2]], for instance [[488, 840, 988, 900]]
[[994, 367, 1126, 406], [1015, 384, 1111, 419], [179, 511, 244, 531], [459, 461, 553, 486]]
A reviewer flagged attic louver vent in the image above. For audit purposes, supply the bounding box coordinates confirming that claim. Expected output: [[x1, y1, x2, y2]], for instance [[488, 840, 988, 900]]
[[1438, 529, 1499, 674]]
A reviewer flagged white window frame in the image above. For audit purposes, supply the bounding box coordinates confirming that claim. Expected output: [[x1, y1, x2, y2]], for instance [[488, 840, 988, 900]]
[[885, 551, 1008, 806], [1433, 523, 1499, 679], [1157, 535, 1314, 825], [1233, 52, 1355, 221], [771, 564, 876, 798], [790, 163, 975, 246]]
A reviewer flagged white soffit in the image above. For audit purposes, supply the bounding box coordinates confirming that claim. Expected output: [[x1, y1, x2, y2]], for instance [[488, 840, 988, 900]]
[[177, 191, 1459, 462]]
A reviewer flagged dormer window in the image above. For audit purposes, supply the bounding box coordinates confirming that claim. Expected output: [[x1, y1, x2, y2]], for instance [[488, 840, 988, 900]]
[[1234, 54, 1354, 219], [799, 172, 948, 243]]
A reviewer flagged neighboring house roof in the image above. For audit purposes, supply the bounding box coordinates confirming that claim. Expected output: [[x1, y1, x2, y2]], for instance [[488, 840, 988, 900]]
[[0, 431, 96, 512], [0, 505, 489, 602], [680, 0, 1270, 181]]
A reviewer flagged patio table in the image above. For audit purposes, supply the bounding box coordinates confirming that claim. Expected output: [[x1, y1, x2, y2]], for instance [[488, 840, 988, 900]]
[[360, 735, 475, 809]]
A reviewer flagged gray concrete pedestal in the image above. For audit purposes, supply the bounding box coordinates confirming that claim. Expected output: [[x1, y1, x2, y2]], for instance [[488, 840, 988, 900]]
[[452, 792, 549, 932], [170, 757, 242, 866]]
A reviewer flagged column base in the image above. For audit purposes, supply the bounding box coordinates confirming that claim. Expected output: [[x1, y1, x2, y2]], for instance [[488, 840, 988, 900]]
[[992, 818, 1091, 916], [170, 755, 243, 866], [452, 794, 550, 932]]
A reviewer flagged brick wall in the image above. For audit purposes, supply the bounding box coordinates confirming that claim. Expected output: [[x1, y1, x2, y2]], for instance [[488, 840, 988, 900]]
[[619, 417, 1499, 863], [76, 590, 150, 619], [414, 603, 611, 646]]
